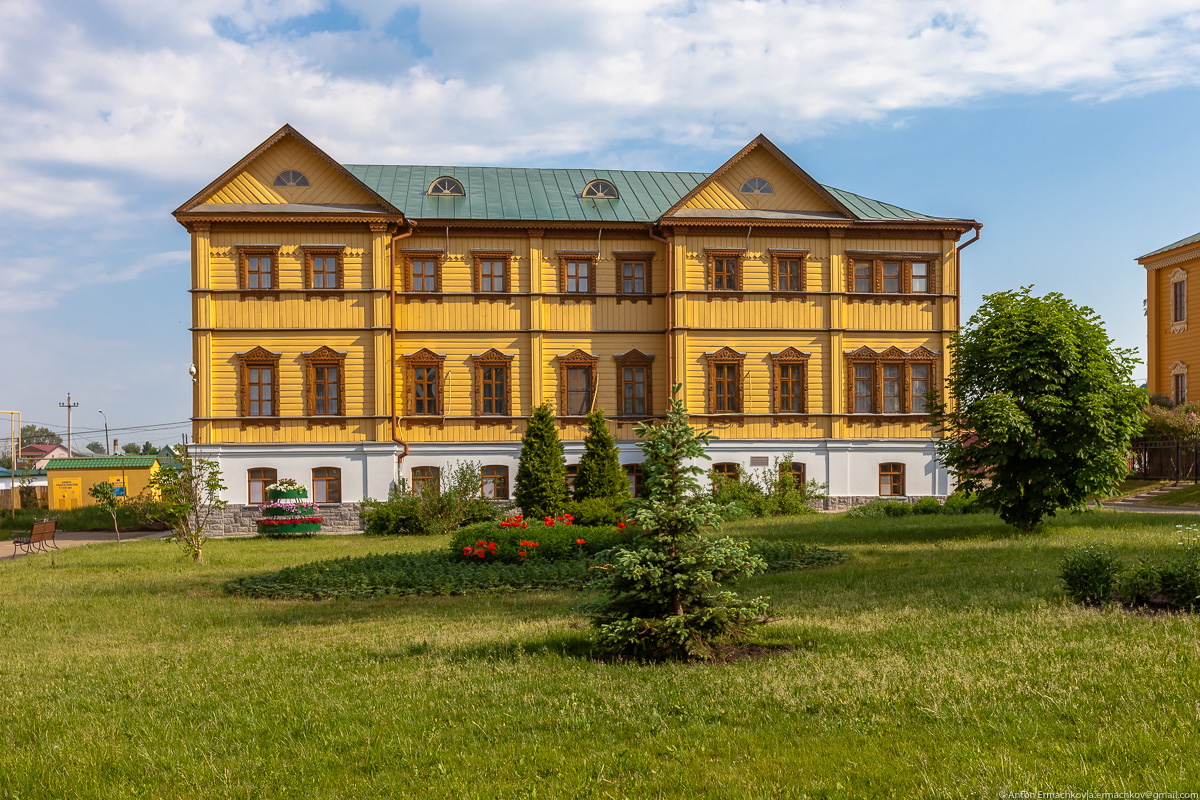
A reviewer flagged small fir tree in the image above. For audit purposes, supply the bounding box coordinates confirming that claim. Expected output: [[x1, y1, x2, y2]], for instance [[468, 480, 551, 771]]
[[574, 410, 629, 502], [589, 387, 768, 659], [514, 404, 567, 518]]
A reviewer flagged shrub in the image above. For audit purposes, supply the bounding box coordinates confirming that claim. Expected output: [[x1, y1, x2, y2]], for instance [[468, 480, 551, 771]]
[[1059, 543, 1122, 604], [711, 456, 823, 519], [1158, 550, 1200, 609], [361, 462, 489, 536], [847, 500, 913, 518], [712, 473, 770, 519], [1117, 561, 1161, 606], [450, 521, 632, 563], [562, 497, 624, 527], [912, 496, 942, 515], [574, 410, 629, 503], [360, 491, 427, 536], [942, 490, 982, 515], [514, 404, 567, 518]]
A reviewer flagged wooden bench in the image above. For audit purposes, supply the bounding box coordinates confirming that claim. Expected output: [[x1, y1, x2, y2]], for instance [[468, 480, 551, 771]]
[[9, 517, 59, 558]]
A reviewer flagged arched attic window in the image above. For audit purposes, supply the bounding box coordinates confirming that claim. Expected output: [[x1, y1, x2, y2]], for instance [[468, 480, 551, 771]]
[[582, 179, 618, 199], [740, 177, 773, 194], [273, 170, 310, 187], [428, 177, 465, 196]]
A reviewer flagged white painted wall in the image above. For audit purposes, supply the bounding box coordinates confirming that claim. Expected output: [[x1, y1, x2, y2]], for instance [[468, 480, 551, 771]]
[[189, 442, 399, 504]]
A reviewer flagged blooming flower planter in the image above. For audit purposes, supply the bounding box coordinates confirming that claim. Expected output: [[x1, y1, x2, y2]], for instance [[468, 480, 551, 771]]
[[256, 485, 322, 536]]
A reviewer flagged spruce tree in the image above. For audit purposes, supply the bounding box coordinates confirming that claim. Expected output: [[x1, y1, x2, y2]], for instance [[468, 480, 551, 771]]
[[574, 410, 629, 502], [589, 387, 767, 659], [514, 403, 567, 518]]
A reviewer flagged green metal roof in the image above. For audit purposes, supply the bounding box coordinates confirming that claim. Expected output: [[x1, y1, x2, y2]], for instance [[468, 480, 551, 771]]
[[1141, 231, 1200, 260], [343, 164, 959, 224], [45, 457, 159, 470]]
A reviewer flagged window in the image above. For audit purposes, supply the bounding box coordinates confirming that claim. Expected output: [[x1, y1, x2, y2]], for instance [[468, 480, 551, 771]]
[[238, 347, 280, 418], [846, 347, 938, 415], [911, 364, 930, 413], [558, 252, 597, 295], [879, 463, 905, 496], [481, 465, 509, 500], [882, 365, 901, 412], [772, 348, 809, 414], [304, 346, 346, 416], [616, 253, 654, 296], [304, 247, 343, 290], [566, 260, 590, 293], [740, 178, 773, 194], [565, 464, 578, 489], [615, 349, 654, 416], [474, 349, 513, 417], [1173, 362, 1189, 404], [248, 467, 276, 505], [707, 250, 743, 291], [558, 350, 598, 417], [706, 348, 744, 414], [1172, 268, 1188, 330], [772, 250, 807, 292], [407, 349, 445, 416], [313, 467, 341, 504], [854, 364, 873, 412], [475, 254, 508, 293], [411, 466, 440, 495], [781, 461, 806, 488], [411, 259, 438, 292], [239, 247, 278, 290], [273, 170, 309, 187], [582, 179, 618, 199], [427, 177, 464, 196], [626, 463, 644, 498], [848, 253, 936, 295], [712, 463, 740, 482]]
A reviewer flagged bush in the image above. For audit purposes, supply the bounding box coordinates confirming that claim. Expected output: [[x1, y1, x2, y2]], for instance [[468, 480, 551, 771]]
[[942, 490, 983, 515], [847, 500, 913, 518], [711, 455, 824, 519], [913, 497, 942, 515], [573, 410, 629, 503], [562, 498, 624, 527], [1059, 543, 1122, 604], [450, 521, 632, 563], [712, 473, 771, 519], [1117, 561, 1161, 605], [515, 404, 568, 518], [360, 492, 428, 536], [1158, 555, 1200, 609], [361, 462, 490, 536]]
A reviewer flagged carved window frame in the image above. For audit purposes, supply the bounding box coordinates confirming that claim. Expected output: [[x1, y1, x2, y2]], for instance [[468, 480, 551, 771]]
[[559, 251, 598, 299], [238, 346, 281, 421], [770, 347, 810, 415], [1172, 361, 1189, 404], [302, 346, 347, 419], [302, 245, 345, 291], [770, 249, 808, 294], [706, 347, 746, 416], [845, 252, 939, 300], [845, 346, 939, 416], [238, 246, 280, 293], [473, 349, 514, 418], [614, 349, 654, 417], [706, 249, 745, 293], [615, 251, 654, 302], [472, 250, 512, 295], [406, 348, 446, 417], [403, 249, 444, 294], [1171, 268, 1188, 333], [558, 349, 599, 418]]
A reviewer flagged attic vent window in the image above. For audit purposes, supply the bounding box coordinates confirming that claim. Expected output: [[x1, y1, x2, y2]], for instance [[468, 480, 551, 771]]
[[273, 170, 310, 187], [740, 178, 773, 194], [428, 177, 464, 196], [582, 180, 618, 200]]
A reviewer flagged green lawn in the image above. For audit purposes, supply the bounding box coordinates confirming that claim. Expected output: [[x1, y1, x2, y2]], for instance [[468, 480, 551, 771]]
[[1, 513, 1197, 799], [1143, 482, 1200, 506]]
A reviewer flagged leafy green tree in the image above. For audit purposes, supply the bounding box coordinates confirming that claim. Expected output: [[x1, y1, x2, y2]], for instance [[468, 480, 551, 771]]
[[86, 441, 106, 454], [514, 404, 567, 519], [140, 441, 158, 455], [21, 425, 61, 445], [574, 410, 629, 503], [87, 481, 123, 543], [144, 445, 227, 562], [122, 443, 141, 454], [589, 387, 768, 659], [929, 287, 1145, 532]]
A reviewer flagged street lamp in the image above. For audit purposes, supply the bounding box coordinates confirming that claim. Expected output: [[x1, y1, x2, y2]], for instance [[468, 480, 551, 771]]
[[98, 410, 109, 455]]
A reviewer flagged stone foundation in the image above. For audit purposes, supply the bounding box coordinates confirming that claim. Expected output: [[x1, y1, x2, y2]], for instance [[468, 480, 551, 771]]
[[209, 503, 365, 536]]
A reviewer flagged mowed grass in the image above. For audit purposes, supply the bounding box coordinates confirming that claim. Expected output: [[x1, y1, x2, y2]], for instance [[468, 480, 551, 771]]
[[1, 513, 1198, 799]]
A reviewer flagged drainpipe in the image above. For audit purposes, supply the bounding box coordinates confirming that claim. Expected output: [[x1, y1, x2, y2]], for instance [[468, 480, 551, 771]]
[[390, 220, 417, 467], [954, 223, 982, 333], [648, 224, 673, 395]]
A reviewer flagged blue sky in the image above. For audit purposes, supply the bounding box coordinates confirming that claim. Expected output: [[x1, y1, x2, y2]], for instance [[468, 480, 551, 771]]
[[2, 0, 1200, 450]]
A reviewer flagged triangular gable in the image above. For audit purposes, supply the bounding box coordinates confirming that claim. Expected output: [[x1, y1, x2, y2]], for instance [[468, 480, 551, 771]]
[[303, 345, 348, 361], [771, 346, 811, 362], [558, 349, 599, 365], [238, 346, 280, 362], [661, 135, 856, 220], [705, 346, 747, 362], [174, 124, 403, 215], [472, 348, 514, 364]]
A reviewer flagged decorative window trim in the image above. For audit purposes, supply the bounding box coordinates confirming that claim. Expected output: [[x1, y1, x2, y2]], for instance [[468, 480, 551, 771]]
[[770, 249, 808, 294], [1172, 361, 1188, 404], [705, 249, 745, 293], [1171, 267, 1188, 333], [614, 251, 655, 302], [558, 349, 599, 418], [301, 246, 345, 291], [238, 246, 280, 293], [770, 347, 810, 415], [845, 345, 938, 416], [845, 251, 938, 301], [472, 250, 512, 295], [614, 349, 655, 417], [473, 348, 514, 418], [302, 346, 347, 425], [403, 249, 444, 295], [706, 347, 746, 416], [312, 467, 342, 504], [427, 177, 464, 196], [405, 348, 446, 419], [273, 170, 309, 187], [582, 179, 619, 199], [237, 346, 281, 427], [558, 251, 598, 299], [740, 177, 773, 195]]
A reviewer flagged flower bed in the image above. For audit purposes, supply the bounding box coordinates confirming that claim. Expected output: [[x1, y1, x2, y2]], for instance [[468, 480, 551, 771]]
[[256, 484, 323, 536]]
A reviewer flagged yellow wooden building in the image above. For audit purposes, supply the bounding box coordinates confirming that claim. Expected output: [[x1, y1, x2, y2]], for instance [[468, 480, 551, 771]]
[[1140, 231, 1200, 403], [45, 457, 160, 511], [174, 125, 980, 527]]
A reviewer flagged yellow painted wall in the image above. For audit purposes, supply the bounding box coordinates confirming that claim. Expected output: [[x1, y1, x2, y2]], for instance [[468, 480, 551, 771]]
[[1152, 258, 1200, 398], [203, 137, 378, 207], [678, 147, 839, 214], [47, 463, 159, 511]]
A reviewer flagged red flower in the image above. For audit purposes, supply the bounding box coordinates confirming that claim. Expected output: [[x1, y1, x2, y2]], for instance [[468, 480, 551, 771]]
[[518, 551, 526, 557], [617, 522, 626, 529], [487, 542, 496, 553], [523, 522, 528, 528], [476, 550, 486, 559], [576, 538, 585, 545], [463, 546, 472, 556]]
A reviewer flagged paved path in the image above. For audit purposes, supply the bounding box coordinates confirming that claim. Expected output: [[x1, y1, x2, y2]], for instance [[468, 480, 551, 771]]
[[0, 529, 168, 560]]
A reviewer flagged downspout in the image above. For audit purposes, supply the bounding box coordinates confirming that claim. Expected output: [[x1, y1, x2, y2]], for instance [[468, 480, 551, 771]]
[[648, 224, 672, 395], [391, 220, 417, 465], [954, 223, 982, 333]]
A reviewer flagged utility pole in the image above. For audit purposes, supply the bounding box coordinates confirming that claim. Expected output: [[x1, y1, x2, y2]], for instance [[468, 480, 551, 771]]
[[98, 409, 110, 455], [59, 393, 79, 455]]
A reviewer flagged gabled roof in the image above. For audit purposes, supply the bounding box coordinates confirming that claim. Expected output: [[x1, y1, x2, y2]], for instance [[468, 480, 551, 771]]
[[45, 457, 160, 470], [174, 124, 403, 217], [1140, 230, 1200, 261]]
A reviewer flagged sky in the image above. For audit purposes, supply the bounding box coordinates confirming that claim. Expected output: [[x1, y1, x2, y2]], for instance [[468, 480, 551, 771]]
[[2, 0, 1200, 452]]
